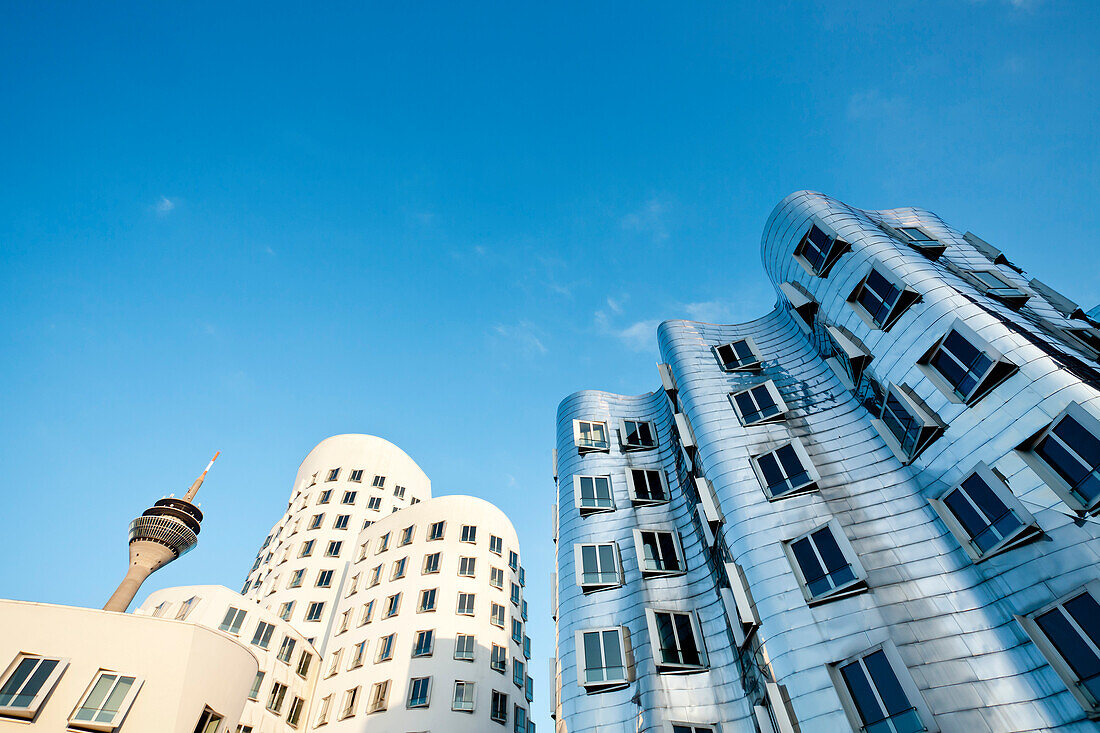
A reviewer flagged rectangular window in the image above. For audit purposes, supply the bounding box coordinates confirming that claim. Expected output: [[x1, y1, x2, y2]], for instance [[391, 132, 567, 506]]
[[848, 265, 920, 331], [400, 526, 414, 545], [573, 419, 610, 453], [175, 596, 199, 620], [626, 468, 668, 504], [367, 681, 388, 713], [334, 515, 350, 530], [459, 557, 477, 577], [326, 650, 343, 677], [279, 601, 294, 621], [298, 540, 314, 558], [428, 521, 445, 540], [413, 630, 434, 657], [634, 529, 684, 577], [314, 695, 331, 727], [341, 491, 356, 505], [784, 519, 867, 604], [340, 686, 360, 718], [367, 496, 382, 511], [874, 383, 945, 463], [350, 469, 363, 482], [794, 222, 847, 276], [70, 671, 142, 728], [714, 337, 762, 371], [393, 485, 406, 499], [286, 696, 304, 728], [1019, 581, 1100, 715], [372, 475, 386, 487], [308, 513, 324, 530], [345, 641, 364, 670], [491, 690, 508, 723], [932, 462, 1040, 562], [276, 636, 296, 664], [510, 583, 521, 606], [825, 324, 872, 391], [316, 569, 334, 588], [218, 607, 247, 635], [751, 439, 819, 500], [376, 634, 395, 662], [392, 557, 408, 580], [418, 588, 437, 612], [577, 627, 628, 690], [574, 475, 614, 514], [369, 565, 382, 587], [491, 644, 507, 673], [407, 676, 431, 708], [1020, 402, 1100, 513], [514, 705, 528, 733], [267, 682, 288, 714], [970, 268, 1030, 306], [491, 602, 506, 627], [490, 535, 503, 555], [460, 524, 477, 543], [247, 671, 264, 700], [509, 551, 519, 571], [361, 600, 375, 624], [730, 381, 787, 426], [512, 618, 523, 645], [296, 651, 312, 678], [619, 419, 657, 449], [919, 321, 1015, 404], [576, 543, 621, 590], [0, 654, 68, 719], [455, 634, 476, 661], [423, 552, 441, 574], [318, 490, 332, 505], [513, 659, 525, 689], [895, 225, 945, 257], [305, 602, 324, 622], [338, 609, 351, 634], [327, 468, 341, 482], [491, 567, 505, 588], [384, 594, 401, 618], [782, 278, 821, 331], [251, 622, 275, 649], [453, 680, 476, 711], [646, 610, 707, 671], [831, 642, 936, 733], [377, 533, 390, 552]]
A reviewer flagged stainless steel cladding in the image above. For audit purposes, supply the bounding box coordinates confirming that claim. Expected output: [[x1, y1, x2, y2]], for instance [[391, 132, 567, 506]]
[[553, 191, 1100, 733]]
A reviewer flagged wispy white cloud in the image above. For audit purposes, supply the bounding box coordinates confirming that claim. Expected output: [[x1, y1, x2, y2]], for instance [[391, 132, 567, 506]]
[[154, 196, 177, 216], [491, 321, 548, 356], [621, 197, 671, 242], [606, 296, 624, 314], [595, 309, 660, 352]]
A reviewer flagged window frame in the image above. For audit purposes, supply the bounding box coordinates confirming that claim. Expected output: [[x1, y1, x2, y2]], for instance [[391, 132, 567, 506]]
[[573, 474, 615, 515], [574, 542, 623, 591], [930, 461, 1041, 562], [847, 264, 921, 332], [0, 653, 69, 720], [619, 419, 658, 450], [68, 670, 144, 732], [783, 518, 868, 605], [490, 689, 508, 724], [917, 319, 1017, 405], [824, 324, 872, 391], [625, 467, 670, 506], [713, 337, 763, 372], [573, 419, 610, 454], [454, 634, 476, 662], [418, 588, 437, 613], [968, 268, 1031, 307], [828, 639, 939, 733], [644, 609, 708, 673], [452, 680, 476, 712], [729, 381, 789, 427], [894, 225, 946, 258], [872, 382, 946, 464], [749, 437, 820, 501], [793, 222, 849, 277], [778, 281, 818, 333], [407, 676, 432, 709], [632, 528, 686, 578], [412, 630, 435, 658], [1017, 401, 1100, 514]]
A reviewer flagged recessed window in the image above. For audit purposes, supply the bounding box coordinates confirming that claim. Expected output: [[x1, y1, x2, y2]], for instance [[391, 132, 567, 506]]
[[1018, 581, 1100, 715], [296, 650, 312, 678], [349, 469, 363, 482], [326, 541, 342, 557], [390, 557, 407, 580], [455, 634, 476, 662], [918, 320, 1017, 405], [848, 265, 920, 331], [314, 695, 331, 727], [369, 565, 382, 587], [729, 381, 788, 426], [318, 490, 332, 505], [873, 383, 945, 464], [895, 226, 946, 258], [341, 491, 356, 505], [779, 281, 819, 332], [931, 462, 1040, 562], [377, 533, 390, 553], [831, 641, 937, 733], [393, 485, 406, 499], [412, 629, 434, 658], [367, 496, 382, 511], [1018, 402, 1100, 514], [626, 468, 668, 505], [276, 636, 296, 664], [361, 600, 375, 625], [491, 645, 507, 673], [333, 514, 350, 530], [577, 627, 629, 691], [574, 475, 614, 514], [646, 610, 708, 672], [288, 569, 305, 588], [286, 697, 304, 728], [70, 671, 142, 729], [305, 602, 324, 622], [672, 725, 715, 733], [308, 514, 324, 530], [0, 654, 68, 720], [279, 602, 294, 621], [573, 419, 610, 453], [384, 593, 401, 618], [218, 607, 247, 635], [513, 704, 528, 732], [267, 682, 288, 714], [490, 567, 505, 589], [970, 269, 1031, 307], [824, 324, 872, 391], [576, 543, 621, 591], [512, 618, 523, 645], [620, 419, 657, 450], [713, 337, 762, 372], [372, 475, 386, 488], [452, 680, 476, 711], [326, 468, 340, 482], [633, 529, 684, 577], [407, 676, 431, 709], [457, 593, 475, 616], [400, 526, 414, 545], [423, 552, 441, 574], [489, 535, 503, 555], [512, 659, 525, 689], [784, 519, 867, 605], [459, 557, 476, 578], [461, 525, 477, 543], [341, 686, 361, 718], [750, 438, 819, 500], [510, 583, 521, 606], [509, 551, 519, 571], [491, 602, 506, 628], [418, 588, 437, 612], [376, 634, 395, 663], [193, 707, 223, 733], [251, 622, 275, 649], [337, 609, 351, 633], [428, 521, 445, 541], [491, 690, 508, 724], [794, 222, 848, 277], [247, 671, 263, 701]]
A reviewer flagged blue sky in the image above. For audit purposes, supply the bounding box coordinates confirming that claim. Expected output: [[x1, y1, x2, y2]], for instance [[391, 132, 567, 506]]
[[1, 0, 1097, 726]]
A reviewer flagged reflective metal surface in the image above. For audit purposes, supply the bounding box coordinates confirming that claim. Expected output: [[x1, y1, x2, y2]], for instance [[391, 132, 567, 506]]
[[554, 191, 1100, 732]]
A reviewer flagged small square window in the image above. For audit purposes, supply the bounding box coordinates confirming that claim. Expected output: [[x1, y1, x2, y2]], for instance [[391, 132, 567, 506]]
[[400, 526, 414, 545], [490, 567, 505, 589], [645, 610, 708, 672], [423, 552, 441, 574], [576, 627, 629, 691], [326, 468, 340, 482], [969, 269, 1031, 307], [349, 469, 363, 482], [459, 557, 476, 577], [428, 521, 446, 541], [218, 606, 247, 635], [729, 381, 788, 427], [418, 588, 437, 612], [308, 514, 324, 530], [288, 569, 305, 588], [1018, 402, 1100, 514], [407, 676, 431, 708], [575, 543, 621, 590], [830, 641, 938, 733], [393, 486, 406, 499], [372, 475, 386, 487], [489, 535, 503, 555], [895, 225, 946, 258], [334, 515, 350, 530], [316, 569, 334, 588], [305, 602, 324, 622], [452, 680, 476, 710], [626, 468, 668, 505], [574, 475, 615, 514], [341, 491, 356, 505], [326, 541, 342, 557], [783, 518, 867, 605], [491, 602, 506, 627], [848, 265, 921, 331], [391, 557, 407, 580], [457, 593, 475, 616], [918, 320, 1017, 405], [824, 324, 872, 391], [750, 438, 819, 500], [713, 338, 762, 372], [251, 622, 275, 649], [573, 419, 610, 453], [794, 222, 848, 277], [455, 634, 476, 662], [619, 419, 657, 450], [367, 496, 382, 511], [873, 383, 946, 464], [931, 462, 1040, 562], [412, 630, 434, 658], [318, 490, 332, 505], [633, 529, 684, 577], [460, 525, 477, 543]]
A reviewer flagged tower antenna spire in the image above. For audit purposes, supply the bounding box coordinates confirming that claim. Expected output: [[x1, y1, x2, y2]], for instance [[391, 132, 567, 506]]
[[183, 451, 219, 502]]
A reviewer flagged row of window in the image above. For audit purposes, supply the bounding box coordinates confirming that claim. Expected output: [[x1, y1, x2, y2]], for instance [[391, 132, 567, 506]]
[[321, 468, 387, 486], [572, 418, 658, 453], [0, 655, 223, 733], [312, 679, 532, 731]]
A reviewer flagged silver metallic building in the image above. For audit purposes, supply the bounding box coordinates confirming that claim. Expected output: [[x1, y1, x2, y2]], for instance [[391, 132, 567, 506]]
[[551, 191, 1100, 733]]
